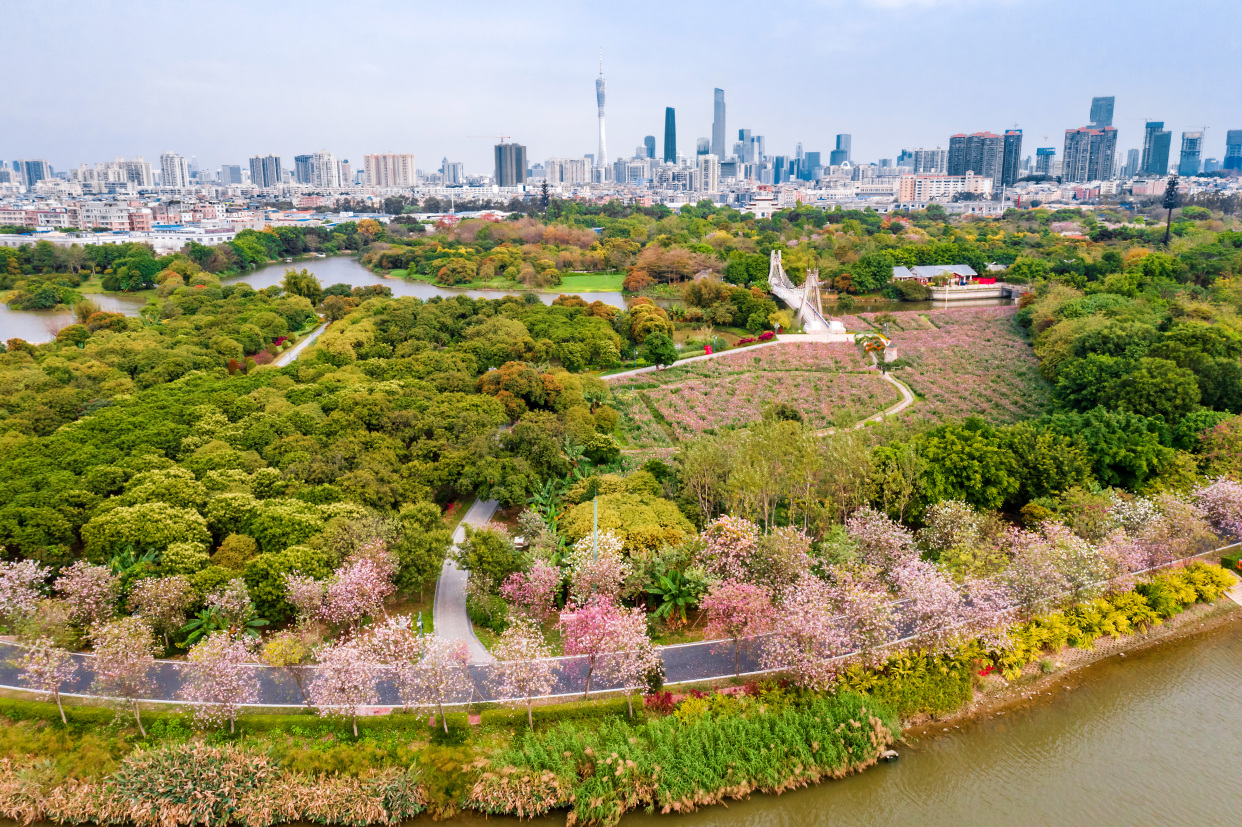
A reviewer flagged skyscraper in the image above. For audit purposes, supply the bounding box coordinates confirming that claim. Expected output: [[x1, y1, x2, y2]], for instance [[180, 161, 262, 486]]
[[829, 134, 851, 166], [664, 108, 676, 163], [1122, 148, 1141, 178], [309, 151, 341, 188], [696, 138, 710, 156], [1001, 129, 1023, 187], [1225, 130, 1242, 172], [14, 159, 52, 189], [364, 154, 416, 187], [160, 153, 189, 188], [1141, 122, 1172, 176], [595, 53, 607, 168], [696, 154, 720, 193], [711, 88, 726, 158], [294, 155, 313, 184], [494, 142, 527, 186], [1035, 147, 1056, 175], [1062, 126, 1117, 182], [220, 165, 243, 185], [801, 151, 821, 180], [947, 132, 1003, 185], [1178, 131, 1203, 176], [248, 155, 282, 188], [1089, 96, 1115, 128]]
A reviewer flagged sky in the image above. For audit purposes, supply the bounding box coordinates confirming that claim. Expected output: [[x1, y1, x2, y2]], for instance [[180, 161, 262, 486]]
[[7, 0, 1239, 176]]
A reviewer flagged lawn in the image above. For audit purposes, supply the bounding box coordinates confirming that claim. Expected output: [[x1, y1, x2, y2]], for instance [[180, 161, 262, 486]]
[[864, 306, 1053, 425], [556, 271, 625, 292]]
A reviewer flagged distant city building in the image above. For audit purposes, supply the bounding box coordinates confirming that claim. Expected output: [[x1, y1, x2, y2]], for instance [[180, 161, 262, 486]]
[[696, 137, 710, 156], [363, 153, 416, 187], [13, 159, 53, 189], [248, 155, 282, 188], [801, 151, 822, 180], [1089, 95, 1115, 128], [1001, 129, 1023, 187], [220, 164, 243, 185], [1121, 148, 1141, 178], [339, 160, 353, 185], [440, 158, 464, 185], [711, 88, 726, 159], [494, 142, 527, 186], [663, 107, 677, 163], [596, 56, 608, 169], [829, 134, 851, 166], [947, 132, 1003, 186], [309, 151, 341, 188], [546, 157, 590, 185], [159, 153, 190, 188], [1225, 130, 1242, 171], [1203, 158, 1222, 174], [697, 154, 720, 193], [643, 136, 656, 159], [1062, 126, 1117, 182], [1178, 131, 1204, 176], [1141, 122, 1172, 176], [1035, 147, 1056, 176], [294, 154, 314, 184], [897, 172, 993, 202], [911, 148, 948, 174]]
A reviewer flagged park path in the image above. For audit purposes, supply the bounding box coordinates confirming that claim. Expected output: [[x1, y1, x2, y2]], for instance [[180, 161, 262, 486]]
[[601, 332, 857, 382], [434, 498, 500, 663], [274, 322, 328, 367]]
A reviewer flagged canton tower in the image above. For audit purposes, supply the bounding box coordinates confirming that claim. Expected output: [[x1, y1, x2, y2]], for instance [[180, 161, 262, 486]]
[[596, 51, 607, 169]]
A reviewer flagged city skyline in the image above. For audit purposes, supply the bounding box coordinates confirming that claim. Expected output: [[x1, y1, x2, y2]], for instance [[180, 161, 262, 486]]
[[6, 0, 1239, 174]]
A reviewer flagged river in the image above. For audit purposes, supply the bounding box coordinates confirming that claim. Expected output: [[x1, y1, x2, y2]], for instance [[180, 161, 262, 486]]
[[452, 615, 1242, 827]]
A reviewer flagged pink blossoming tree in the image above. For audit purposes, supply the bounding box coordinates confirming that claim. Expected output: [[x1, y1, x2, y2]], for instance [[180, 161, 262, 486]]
[[845, 506, 918, 580], [180, 631, 259, 732], [499, 561, 562, 622], [18, 637, 77, 724], [893, 559, 969, 655], [406, 635, 472, 732], [0, 559, 49, 627], [489, 617, 557, 727], [90, 616, 158, 737], [1194, 478, 1242, 539], [559, 595, 653, 701], [700, 579, 773, 677], [761, 575, 850, 691], [596, 608, 660, 717], [309, 638, 381, 737], [129, 575, 196, 650], [56, 561, 120, 630]]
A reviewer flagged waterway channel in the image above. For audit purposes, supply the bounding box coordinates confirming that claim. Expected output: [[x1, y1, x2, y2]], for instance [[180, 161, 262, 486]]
[[453, 614, 1242, 827]]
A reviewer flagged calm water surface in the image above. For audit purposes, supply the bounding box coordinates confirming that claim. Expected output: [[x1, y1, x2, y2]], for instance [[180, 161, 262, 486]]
[[452, 618, 1242, 827], [0, 292, 147, 344]]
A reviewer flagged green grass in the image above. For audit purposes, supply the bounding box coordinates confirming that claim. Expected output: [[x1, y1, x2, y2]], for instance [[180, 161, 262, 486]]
[[556, 271, 625, 292], [77, 277, 157, 300]]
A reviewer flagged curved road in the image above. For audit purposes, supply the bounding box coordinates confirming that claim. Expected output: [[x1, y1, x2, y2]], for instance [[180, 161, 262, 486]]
[[433, 498, 499, 664], [275, 322, 328, 367]]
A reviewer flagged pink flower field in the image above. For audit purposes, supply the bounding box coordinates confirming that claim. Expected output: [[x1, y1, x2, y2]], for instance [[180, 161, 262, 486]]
[[881, 306, 1052, 424], [613, 342, 897, 447]]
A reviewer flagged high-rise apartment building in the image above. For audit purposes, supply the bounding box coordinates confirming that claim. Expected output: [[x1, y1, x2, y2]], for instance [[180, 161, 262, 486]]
[[248, 155, 282, 188], [911, 148, 948, 174], [947, 132, 1004, 185], [1178, 131, 1203, 176], [303, 151, 341, 188], [1035, 147, 1056, 175], [663, 108, 677, 163], [1225, 130, 1242, 172], [1089, 96, 1115, 128], [294, 154, 314, 184], [1001, 129, 1023, 187], [13, 159, 53, 189], [1141, 122, 1172, 176], [220, 165, 243, 185], [363, 153, 415, 187], [160, 153, 190, 188], [711, 88, 726, 159], [595, 56, 608, 168], [494, 142, 527, 186], [1061, 126, 1117, 182], [829, 134, 851, 166], [696, 154, 720, 193], [1121, 149, 1141, 178], [546, 157, 590, 185]]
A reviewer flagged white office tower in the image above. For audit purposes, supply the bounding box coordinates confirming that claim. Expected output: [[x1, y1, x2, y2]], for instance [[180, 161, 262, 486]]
[[595, 51, 608, 172]]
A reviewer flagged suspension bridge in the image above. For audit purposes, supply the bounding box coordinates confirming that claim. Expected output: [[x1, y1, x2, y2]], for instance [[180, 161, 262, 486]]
[[766, 250, 843, 334]]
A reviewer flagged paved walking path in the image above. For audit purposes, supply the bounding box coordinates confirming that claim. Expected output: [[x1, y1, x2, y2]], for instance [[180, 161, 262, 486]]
[[275, 322, 328, 367], [433, 498, 500, 663]]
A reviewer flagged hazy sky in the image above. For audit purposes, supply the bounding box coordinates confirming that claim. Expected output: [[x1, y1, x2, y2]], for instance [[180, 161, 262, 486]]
[[8, 0, 1239, 175]]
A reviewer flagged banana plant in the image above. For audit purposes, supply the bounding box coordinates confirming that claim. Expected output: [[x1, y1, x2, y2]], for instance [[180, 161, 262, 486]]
[[646, 568, 705, 627]]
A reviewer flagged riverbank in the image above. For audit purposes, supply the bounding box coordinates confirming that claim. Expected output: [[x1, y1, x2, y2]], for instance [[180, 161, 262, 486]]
[[902, 593, 1242, 741]]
